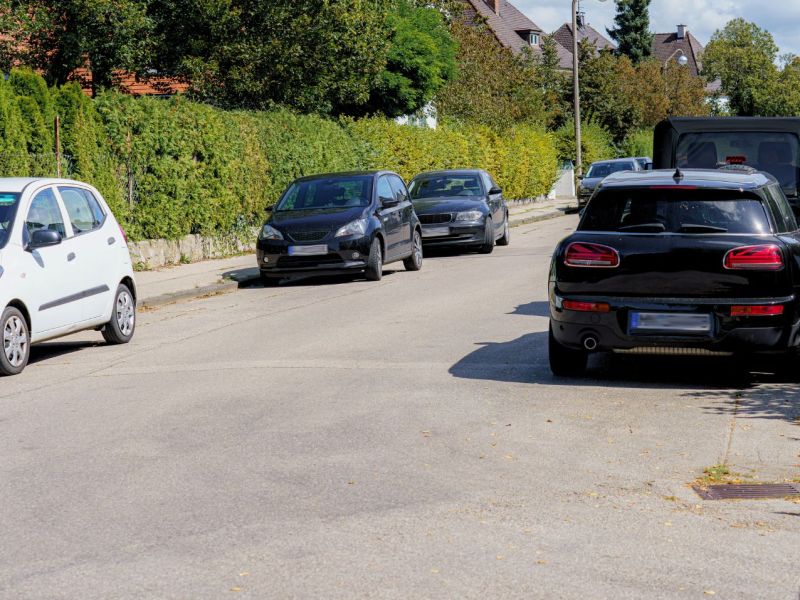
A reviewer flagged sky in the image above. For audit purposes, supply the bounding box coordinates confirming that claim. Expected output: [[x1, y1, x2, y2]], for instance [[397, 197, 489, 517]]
[[515, 0, 800, 57]]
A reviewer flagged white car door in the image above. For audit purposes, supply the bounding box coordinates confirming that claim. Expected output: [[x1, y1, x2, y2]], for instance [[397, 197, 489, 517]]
[[56, 185, 114, 320], [21, 187, 85, 335]]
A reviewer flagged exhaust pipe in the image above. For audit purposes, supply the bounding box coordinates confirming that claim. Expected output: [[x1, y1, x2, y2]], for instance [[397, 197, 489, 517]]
[[582, 336, 599, 351]]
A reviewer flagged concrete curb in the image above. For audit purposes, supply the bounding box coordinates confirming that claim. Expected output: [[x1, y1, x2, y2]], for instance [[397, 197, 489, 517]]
[[140, 280, 241, 309], [509, 208, 570, 228]]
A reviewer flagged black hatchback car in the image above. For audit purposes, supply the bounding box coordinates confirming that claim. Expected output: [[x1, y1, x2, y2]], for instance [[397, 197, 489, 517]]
[[257, 171, 423, 283], [407, 169, 510, 253], [549, 168, 800, 376]]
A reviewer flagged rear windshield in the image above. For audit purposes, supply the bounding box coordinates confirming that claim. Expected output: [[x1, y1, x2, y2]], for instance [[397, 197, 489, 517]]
[[580, 188, 772, 234], [0, 192, 19, 249], [676, 132, 800, 197], [586, 162, 636, 178], [276, 176, 372, 211], [409, 174, 484, 199]]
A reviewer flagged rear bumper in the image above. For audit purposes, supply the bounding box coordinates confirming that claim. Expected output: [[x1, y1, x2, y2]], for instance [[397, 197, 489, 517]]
[[549, 290, 800, 354]]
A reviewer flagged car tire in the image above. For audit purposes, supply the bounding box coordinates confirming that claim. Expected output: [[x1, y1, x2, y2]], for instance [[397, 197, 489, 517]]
[[365, 238, 383, 281], [102, 283, 136, 345], [403, 229, 423, 271], [497, 215, 510, 246], [548, 323, 587, 377], [478, 218, 494, 254], [0, 306, 30, 376]]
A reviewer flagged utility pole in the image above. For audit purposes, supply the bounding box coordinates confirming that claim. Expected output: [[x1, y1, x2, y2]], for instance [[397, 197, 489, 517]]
[[572, 0, 582, 177], [54, 115, 61, 178]]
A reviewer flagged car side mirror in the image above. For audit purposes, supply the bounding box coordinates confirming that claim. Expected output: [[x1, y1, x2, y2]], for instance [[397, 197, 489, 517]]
[[489, 186, 502, 195], [380, 196, 399, 208], [28, 229, 62, 250], [264, 205, 274, 213], [577, 175, 584, 181]]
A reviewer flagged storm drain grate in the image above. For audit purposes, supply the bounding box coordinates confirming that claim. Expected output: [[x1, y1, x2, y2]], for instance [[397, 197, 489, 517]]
[[693, 483, 800, 500]]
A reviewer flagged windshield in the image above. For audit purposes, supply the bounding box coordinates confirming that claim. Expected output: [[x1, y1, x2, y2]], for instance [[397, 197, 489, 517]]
[[0, 193, 20, 249], [677, 132, 800, 197], [580, 188, 771, 234], [586, 162, 635, 179], [409, 174, 484, 199], [276, 176, 372, 211]]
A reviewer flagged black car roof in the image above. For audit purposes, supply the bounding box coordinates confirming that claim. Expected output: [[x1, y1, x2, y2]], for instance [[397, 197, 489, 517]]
[[591, 158, 638, 165], [293, 171, 388, 182], [657, 117, 800, 135], [411, 169, 485, 178], [601, 168, 776, 190]]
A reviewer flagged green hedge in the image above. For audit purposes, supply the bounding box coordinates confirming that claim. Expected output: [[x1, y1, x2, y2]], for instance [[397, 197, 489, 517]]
[[554, 122, 616, 167], [0, 69, 560, 241]]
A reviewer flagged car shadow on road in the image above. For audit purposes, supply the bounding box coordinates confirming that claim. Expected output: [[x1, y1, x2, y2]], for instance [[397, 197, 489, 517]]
[[29, 341, 102, 365], [449, 331, 800, 425], [509, 301, 550, 317]]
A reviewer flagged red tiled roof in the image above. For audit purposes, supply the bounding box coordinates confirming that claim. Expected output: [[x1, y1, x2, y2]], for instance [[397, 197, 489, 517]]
[[71, 68, 188, 97], [462, 0, 544, 55], [552, 22, 615, 63], [652, 30, 721, 94]]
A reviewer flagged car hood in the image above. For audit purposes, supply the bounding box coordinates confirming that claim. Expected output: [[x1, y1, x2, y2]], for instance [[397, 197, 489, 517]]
[[270, 207, 366, 230], [579, 177, 603, 191], [412, 197, 487, 214]]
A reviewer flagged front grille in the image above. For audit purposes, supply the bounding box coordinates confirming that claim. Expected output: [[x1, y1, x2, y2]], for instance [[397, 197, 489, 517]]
[[276, 254, 343, 268], [419, 214, 453, 225], [287, 230, 329, 242]]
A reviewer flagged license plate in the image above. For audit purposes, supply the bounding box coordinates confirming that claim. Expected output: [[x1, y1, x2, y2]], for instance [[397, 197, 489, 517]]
[[422, 227, 450, 238], [630, 312, 712, 334], [288, 244, 328, 256]]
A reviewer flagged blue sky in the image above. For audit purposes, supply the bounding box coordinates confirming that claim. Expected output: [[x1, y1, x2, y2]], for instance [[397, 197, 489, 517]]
[[515, 0, 800, 57]]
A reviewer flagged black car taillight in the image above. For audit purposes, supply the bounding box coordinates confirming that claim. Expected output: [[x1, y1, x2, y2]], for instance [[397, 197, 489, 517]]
[[723, 245, 783, 271], [564, 242, 620, 268]]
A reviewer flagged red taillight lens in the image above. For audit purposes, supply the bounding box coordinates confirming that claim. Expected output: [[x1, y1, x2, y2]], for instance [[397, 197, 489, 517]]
[[563, 300, 611, 313], [723, 245, 783, 270], [730, 305, 784, 317], [564, 242, 620, 268]]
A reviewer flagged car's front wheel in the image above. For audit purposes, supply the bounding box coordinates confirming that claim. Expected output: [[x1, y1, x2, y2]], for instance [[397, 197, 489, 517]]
[[365, 238, 383, 281], [403, 229, 423, 271], [548, 323, 587, 377], [0, 307, 30, 376], [478, 218, 494, 254], [497, 214, 510, 246], [102, 284, 136, 345]]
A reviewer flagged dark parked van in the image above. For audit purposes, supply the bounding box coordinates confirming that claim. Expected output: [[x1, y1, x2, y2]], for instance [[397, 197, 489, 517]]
[[653, 117, 800, 214]]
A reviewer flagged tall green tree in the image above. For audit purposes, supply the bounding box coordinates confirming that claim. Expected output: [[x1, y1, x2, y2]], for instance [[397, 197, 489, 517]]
[[607, 0, 653, 64], [0, 0, 153, 96], [702, 19, 780, 116]]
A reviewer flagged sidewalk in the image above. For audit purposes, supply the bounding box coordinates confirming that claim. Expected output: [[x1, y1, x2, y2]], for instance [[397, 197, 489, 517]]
[[135, 197, 577, 307]]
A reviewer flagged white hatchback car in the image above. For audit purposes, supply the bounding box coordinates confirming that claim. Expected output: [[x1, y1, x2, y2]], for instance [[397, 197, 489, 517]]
[[0, 178, 137, 375]]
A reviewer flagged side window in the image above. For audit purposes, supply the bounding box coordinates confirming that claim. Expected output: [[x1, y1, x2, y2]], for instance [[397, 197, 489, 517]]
[[377, 177, 394, 202], [59, 186, 105, 233], [25, 188, 66, 243], [480, 172, 492, 192], [388, 175, 408, 201], [769, 184, 797, 232]]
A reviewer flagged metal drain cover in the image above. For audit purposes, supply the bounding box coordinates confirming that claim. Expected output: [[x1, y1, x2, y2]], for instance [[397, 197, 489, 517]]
[[693, 483, 800, 500]]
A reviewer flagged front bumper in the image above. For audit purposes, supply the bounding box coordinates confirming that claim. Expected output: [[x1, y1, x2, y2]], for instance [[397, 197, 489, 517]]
[[257, 236, 372, 277], [420, 222, 484, 246], [549, 290, 800, 354]]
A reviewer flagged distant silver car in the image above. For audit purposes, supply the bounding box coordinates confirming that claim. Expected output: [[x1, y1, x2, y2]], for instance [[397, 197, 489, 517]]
[[578, 158, 642, 207]]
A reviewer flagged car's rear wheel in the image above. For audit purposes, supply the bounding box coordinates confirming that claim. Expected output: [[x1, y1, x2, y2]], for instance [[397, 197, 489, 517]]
[[548, 323, 587, 377], [403, 230, 423, 271], [365, 238, 383, 281], [497, 215, 510, 246], [102, 284, 136, 345], [1, 307, 30, 376], [478, 218, 494, 254]]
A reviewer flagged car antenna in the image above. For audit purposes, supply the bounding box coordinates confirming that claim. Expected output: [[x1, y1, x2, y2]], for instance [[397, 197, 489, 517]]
[[673, 167, 684, 181]]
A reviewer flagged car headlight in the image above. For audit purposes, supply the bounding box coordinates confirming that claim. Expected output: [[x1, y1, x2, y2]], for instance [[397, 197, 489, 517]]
[[455, 210, 484, 222], [259, 224, 283, 240], [335, 219, 367, 238]]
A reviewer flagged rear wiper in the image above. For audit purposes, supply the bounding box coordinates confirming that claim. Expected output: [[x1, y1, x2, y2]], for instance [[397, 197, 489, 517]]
[[618, 222, 666, 232], [679, 223, 728, 233]]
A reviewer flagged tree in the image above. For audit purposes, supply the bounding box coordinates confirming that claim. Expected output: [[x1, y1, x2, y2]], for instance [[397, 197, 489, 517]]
[[536, 35, 571, 128], [703, 19, 780, 116], [0, 0, 153, 96], [435, 20, 549, 129], [344, 0, 457, 118], [607, 0, 653, 64]]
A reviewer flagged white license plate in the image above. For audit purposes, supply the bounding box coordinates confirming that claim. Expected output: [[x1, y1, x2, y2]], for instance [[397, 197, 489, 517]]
[[422, 227, 450, 238], [630, 312, 712, 333], [288, 244, 328, 256]]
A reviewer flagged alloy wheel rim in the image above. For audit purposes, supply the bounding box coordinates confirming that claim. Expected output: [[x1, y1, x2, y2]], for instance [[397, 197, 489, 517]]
[[414, 233, 422, 265], [505, 220, 509, 239], [116, 291, 135, 336], [3, 316, 28, 367]]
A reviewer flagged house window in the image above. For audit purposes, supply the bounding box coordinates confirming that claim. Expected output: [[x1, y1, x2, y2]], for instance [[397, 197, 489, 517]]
[[529, 33, 540, 46]]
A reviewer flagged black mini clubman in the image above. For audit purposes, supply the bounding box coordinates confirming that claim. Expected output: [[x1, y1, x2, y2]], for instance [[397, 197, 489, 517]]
[[257, 171, 423, 284]]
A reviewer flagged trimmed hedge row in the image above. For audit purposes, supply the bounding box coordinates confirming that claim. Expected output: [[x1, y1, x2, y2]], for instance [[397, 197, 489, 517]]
[[0, 70, 560, 241]]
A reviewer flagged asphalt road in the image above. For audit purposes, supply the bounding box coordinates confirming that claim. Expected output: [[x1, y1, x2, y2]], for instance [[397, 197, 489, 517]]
[[1, 216, 799, 600]]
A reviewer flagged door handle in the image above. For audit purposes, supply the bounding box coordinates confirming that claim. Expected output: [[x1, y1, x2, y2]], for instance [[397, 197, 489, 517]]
[[67, 252, 76, 262], [107, 237, 116, 245]]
